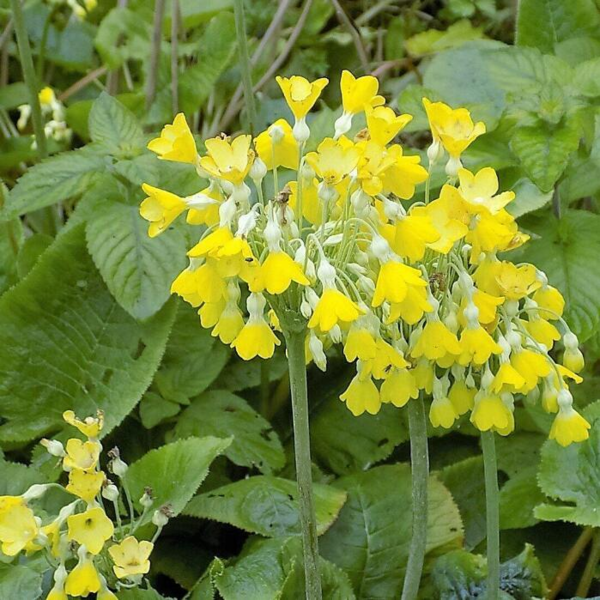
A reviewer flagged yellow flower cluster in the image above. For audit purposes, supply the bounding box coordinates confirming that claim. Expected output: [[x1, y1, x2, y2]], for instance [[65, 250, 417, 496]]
[[143, 70, 589, 447], [0, 411, 160, 598]]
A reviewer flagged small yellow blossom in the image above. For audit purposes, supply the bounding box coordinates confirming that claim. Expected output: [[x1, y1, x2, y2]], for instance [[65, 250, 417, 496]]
[[510, 349, 551, 393], [470, 395, 512, 432], [67, 507, 114, 555], [200, 135, 254, 185], [411, 321, 461, 361], [380, 369, 419, 407], [344, 325, 377, 362], [232, 321, 280, 360], [63, 439, 101, 472], [261, 251, 310, 295], [340, 71, 385, 114], [533, 285, 564, 319], [550, 407, 591, 447], [308, 289, 364, 332], [380, 145, 428, 199], [305, 137, 360, 185], [276, 75, 328, 119], [255, 119, 299, 170], [448, 381, 475, 415], [109, 536, 154, 579], [63, 410, 104, 438], [340, 373, 380, 416], [0, 496, 38, 556], [458, 326, 502, 366], [365, 105, 412, 146], [66, 469, 105, 503], [65, 554, 102, 596], [430, 396, 459, 429], [147, 113, 197, 164], [457, 168, 514, 215], [140, 184, 187, 238], [373, 261, 427, 307]]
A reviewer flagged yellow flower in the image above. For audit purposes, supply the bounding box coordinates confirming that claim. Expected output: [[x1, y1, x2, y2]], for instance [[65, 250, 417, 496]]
[[66, 469, 105, 503], [533, 285, 564, 320], [199, 135, 254, 185], [109, 536, 154, 579], [199, 298, 227, 328], [212, 303, 245, 345], [413, 359, 434, 393], [147, 113, 197, 164], [523, 316, 560, 349], [355, 140, 396, 196], [255, 119, 299, 170], [491, 363, 526, 394], [344, 325, 377, 362], [340, 373, 380, 416], [457, 168, 514, 215], [289, 180, 322, 225], [276, 75, 328, 119], [47, 587, 68, 600], [188, 226, 233, 258], [380, 145, 428, 199], [308, 289, 364, 332], [186, 186, 222, 227], [340, 70, 384, 114], [261, 251, 310, 295], [63, 410, 104, 438], [448, 381, 475, 415], [380, 369, 419, 407], [63, 439, 101, 472], [65, 553, 101, 596], [510, 349, 551, 393], [549, 407, 590, 447], [98, 586, 118, 600], [305, 137, 360, 185], [368, 338, 408, 379], [390, 210, 440, 262], [470, 395, 512, 432], [171, 260, 227, 305], [387, 285, 433, 325], [67, 507, 114, 555], [232, 321, 280, 360], [423, 98, 486, 157], [0, 496, 38, 556], [466, 212, 519, 262], [425, 186, 469, 253], [493, 262, 540, 300], [373, 261, 427, 307], [140, 184, 187, 238], [365, 105, 412, 146], [563, 346, 585, 373], [458, 326, 502, 366], [458, 290, 503, 327], [411, 321, 461, 361], [430, 396, 458, 429]]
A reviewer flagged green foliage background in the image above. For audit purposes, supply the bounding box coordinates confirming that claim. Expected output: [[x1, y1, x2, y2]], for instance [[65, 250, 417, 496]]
[[1, 0, 600, 598]]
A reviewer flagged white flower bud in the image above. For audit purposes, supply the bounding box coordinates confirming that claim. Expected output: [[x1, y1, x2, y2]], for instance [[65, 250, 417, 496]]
[[293, 118, 310, 143], [445, 155, 462, 178], [309, 334, 327, 372], [357, 276, 375, 295], [140, 489, 154, 508], [370, 235, 392, 262], [264, 217, 282, 251], [250, 157, 267, 182], [102, 484, 119, 502], [329, 325, 342, 344], [317, 259, 336, 287], [268, 124, 285, 143], [41, 438, 65, 457], [351, 189, 371, 217], [427, 140, 443, 164], [563, 331, 579, 350], [481, 368, 494, 390], [334, 112, 352, 139], [504, 300, 519, 317], [318, 181, 338, 204], [247, 292, 267, 317], [110, 457, 128, 477], [301, 162, 315, 182], [22, 484, 50, 502], [323, 233, 343, 247], [300, 297, 313, 319], [557, 389, 573, 411], [231, 182, 251, 205], [185, 192, 217, 211], [219, 196, 237, 227], [236, 206, 258, 238], [152, 508, 170, 528], [464, 302, 479, 326]]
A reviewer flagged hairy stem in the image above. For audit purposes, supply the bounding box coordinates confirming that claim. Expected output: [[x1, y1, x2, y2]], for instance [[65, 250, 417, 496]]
[[402, 396, 429, 600], [482, 431, 500, 600], [285, 328, 322, 600]]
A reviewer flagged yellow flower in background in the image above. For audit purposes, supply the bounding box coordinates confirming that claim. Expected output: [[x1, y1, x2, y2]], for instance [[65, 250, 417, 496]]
[[448, 381, 475, 415], [200, 135, 254, 185], [39, 86, 56, 107], [308, 289, 364, 332], [140, 184, 187, 238], [0, 496, 38, 556], [533, 285, 565, 320], [524, 316, 560, 349], [510, 349, 551, 393], [493, 263, 540, 300], [492, 363, 526, 394], [470, 394, 513, 432], [66, 469, 105, 503], [255, 119, 299, 170], [63, 410, 104, 438], [276, 75, 328, 119], [458, 168, 514, 215], [212, 302, 245, 345], [63, 438, 101, 472], [365, 105, 412, 146], [340, 70, 385, 114], [340, 372, 380, 416], [305, 137, 360, 185], [67, 507, 114, 555], [344, 325, 377, 362], [391, 210, 440, 262], [109, 536, 154, 579], [65, 554, 102, 596], [147, 113, 197, 164], [387, 286, 433, 325], [423, 98, 486, 157], [288, 180, 322, 225], [550, 406, 590, 447]]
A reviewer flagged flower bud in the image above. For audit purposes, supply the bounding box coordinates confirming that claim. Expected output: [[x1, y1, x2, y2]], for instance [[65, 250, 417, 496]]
[[268, 124, 285, 143], [293, 118, 310, 143], [140, 487, 154, 508], [108, 448, 128, 477], [445, 156, 462, 178], [309, 334, 327, 372], [334, 112, 352, 139], [41, 438, 65, 457], [152, 504, 174, 528], [329, 325, 342, 344], [22, 484, 50, 502], [301, 162, 315, 182], [427, 139, 443, 164], [249, 157, 267, 182], [102, 484, 119, 502]]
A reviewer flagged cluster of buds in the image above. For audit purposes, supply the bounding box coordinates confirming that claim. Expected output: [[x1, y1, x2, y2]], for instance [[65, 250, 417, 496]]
[[0, 411, 168, 598], [18, 87, 72, 145], [141, 71, 590, 447]]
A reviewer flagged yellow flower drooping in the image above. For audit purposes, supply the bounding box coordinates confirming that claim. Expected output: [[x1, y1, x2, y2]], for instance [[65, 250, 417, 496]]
[[109, 536, 154, 579], [276, 75, 328, 119], [140, 184, 187, 238], [380, 369, 419, 407], [0, 496, 38, 556], [549, 405, 591, 447], [63, 410, 104, 438], [308, 289, 364, 332], [411, 320, 461, 361], [65, 550, 102, 597], [147, 113, 197, 164], [340, 372, 380, 416], [67, 507, 115, 555], [470, 394, 513, 433], [365, 105, 412, 146], [66, 469, 105, 503], [255, 119, 299, 170], [372, 261, 428, 307], [261, 251, 310, 295]]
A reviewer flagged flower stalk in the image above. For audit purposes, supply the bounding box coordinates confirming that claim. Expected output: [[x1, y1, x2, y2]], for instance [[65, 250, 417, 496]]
[[402, 395, 429, 600], [481, 430, 500, 600]]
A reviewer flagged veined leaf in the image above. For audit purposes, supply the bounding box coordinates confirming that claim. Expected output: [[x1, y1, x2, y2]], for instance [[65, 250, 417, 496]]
[[0, 224, 175, 442], [0, 564, 43, 600], [0, 460, 45, 496], [185, 476, 346, 537]]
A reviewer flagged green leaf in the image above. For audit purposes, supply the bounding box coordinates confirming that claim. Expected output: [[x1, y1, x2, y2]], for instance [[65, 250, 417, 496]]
[[0, 460, 45, 496], [499, 468, 545, 530], [173, 391, 285, 474], [507, 178, 553, 218], [0, 218, 22, 293], [0, 224, 175, 442], [212, 354, 286, 392], [85, 193, 187, 320], [536, 400, 600, 526], [15, 233, 53, 281], [139, 391, 181, 429], [516, 0, 600, 54], [185, 476, 346, 537], [312, 391, 409, 475], [405, 20, 484, 56], [115, 588, 166, 600], [1, 148, 107, 221], [573, 57, 600, 97], [125, 436, 231, 523], [155, 302, 230, 402], [88, 92, 145, 157], [0, 83, 28, 110], [0, 564, 43, 600], [319, 464, 463, 598], [520, 209, 600, 341]]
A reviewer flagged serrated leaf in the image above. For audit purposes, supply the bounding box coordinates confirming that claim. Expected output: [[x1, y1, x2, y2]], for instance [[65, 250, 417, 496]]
[[185, 476, 346, 537], [507, 178, 553, 218], [573, 57, 600, 97], [0, 564, 43, 600], [1, 147, 107, 221], [535, 400, 600, 526], [125, 436, 231, 524], [516, 0, 600, 54], [173, 390, 285, 474], [520, 209, 600, 341], [156, 302, 230, 402], [405, 20, 484, 56], [499, 468, 544, 530], [115, 589, 166, 600], [85, 194, 187, 320], [319, 464, 463, 598], [88, 92, 145, 157], [0, 460, 45, 496], [0, 224, 175, 442], [0, 218, 22, 293], [139, 392, 181, 429]]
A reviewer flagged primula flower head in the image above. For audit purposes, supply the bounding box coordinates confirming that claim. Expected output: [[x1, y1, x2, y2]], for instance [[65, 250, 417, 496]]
[[276, 75, 328, 120], [147, 113, 197, 164], [67, 507, 114, 555], [109, 536, 154, 579]]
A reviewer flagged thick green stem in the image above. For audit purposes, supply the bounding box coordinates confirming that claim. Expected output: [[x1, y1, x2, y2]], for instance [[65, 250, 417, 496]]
[[285, 328, 322, 600], [482, 431, 500, 600], [233, 0, 258, 135], [11, 0, 47, 158], [402, 396, 430, 600], [576, 529, 600, 597]]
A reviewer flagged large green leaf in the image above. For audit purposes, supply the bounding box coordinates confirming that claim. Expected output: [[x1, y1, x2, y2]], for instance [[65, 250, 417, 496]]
[[573, 57, 600, 97], [185, 476, 346, 537], [516, 0, 600, 54], [0, 218, 23, 294], [1, 148, 108, 221], [319, 464, 463, 599], [520, 209, 600, 341], [536, 400, 600, 526], [0, 460, 45, 496], [507, 178, 553, 218], [172, 390, 285, 474], [85, 190, 187, 320], [0, 564, 43, 600], [0, 225, 175, 442], [125, 436, 231, 523]]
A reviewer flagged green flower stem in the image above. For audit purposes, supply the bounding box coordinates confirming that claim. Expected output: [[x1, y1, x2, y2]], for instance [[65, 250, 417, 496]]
[[481, 430, 500, 600], [402, 396, 430, 600], [145, 0, 165, 110], [576, 529, 600, 597], [285, 327, 322, 600], [11, 0, 47, 158], [233, 0, 258, 136]]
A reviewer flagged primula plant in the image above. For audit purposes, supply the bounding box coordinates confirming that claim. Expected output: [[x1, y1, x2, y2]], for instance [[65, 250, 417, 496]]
[[3, 0, 600, 599]]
